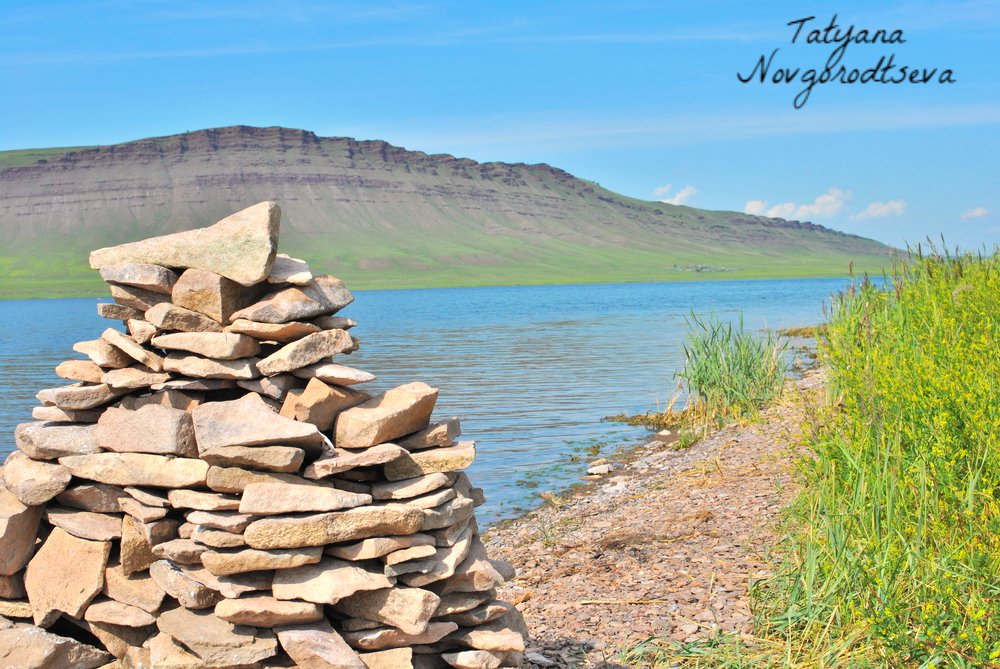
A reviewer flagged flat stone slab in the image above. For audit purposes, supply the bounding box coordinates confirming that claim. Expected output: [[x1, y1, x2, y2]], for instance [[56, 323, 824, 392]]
[[36, 384, 129, 411], [2, 450, 71, 506], [383, 442, 477, 481], [73, 339, 132, 368], [156, 606, 279, 665], [0, 626, 112, 669], [90, 201, 281, 286], [215, 595, 323, 627], [276, 620, 366, 669], [45, 507, 122, 541], [231, 275, 354, 324], [152, 331, 261, 360], [185, 510, 254, 533], [200, 546, 323, 576], [205, 466, 332, 494], [14, 422, 100, 460], [342, 621, 458, 651], [291, 362, 375, 386], [325, 534, 435, 561], [98, 302, 144, 322], [84, 597, 157, 627], [257, 329, 355, 376], [335, 382, 439, 449], [100, 366, 171, 390], [99, 262, 178, 294], [333, 587, 440, 636], [109, 283, 170, 311], [305, 444, 408, 479], [56, 360, 104, 384], [145, 302, 224, 332], [193, 392, 329, 452], [244, 505, 424, 550], [58, 452, 209, 488], [200, 445, 306, 473], [443, 649, 505, 669], [226, 318, 321, 343], [95, 405, 197, 457], [371, 472, 457, 501], [272, 557, 393, 605], [167, 489, 240, 511], [56, 483, 125, 513], [25, 528, 111, 626], [103, 561, 166, 614], [162, 352, 260, 379], [239, 482, 371, 515], [0, 487, 43, 576], [445, 609, 527, 652], [31, 406, 103, 424]]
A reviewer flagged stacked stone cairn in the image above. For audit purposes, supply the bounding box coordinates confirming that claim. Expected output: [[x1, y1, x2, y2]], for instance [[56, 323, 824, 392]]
[[0, 202, 526, 669]]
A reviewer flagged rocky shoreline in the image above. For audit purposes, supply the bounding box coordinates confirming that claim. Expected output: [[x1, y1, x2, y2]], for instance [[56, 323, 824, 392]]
[[483, 373, 823, 668]]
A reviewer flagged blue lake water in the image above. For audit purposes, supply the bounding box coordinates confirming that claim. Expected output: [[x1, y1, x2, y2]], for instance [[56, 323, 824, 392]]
[[0, 278, 847, 524]]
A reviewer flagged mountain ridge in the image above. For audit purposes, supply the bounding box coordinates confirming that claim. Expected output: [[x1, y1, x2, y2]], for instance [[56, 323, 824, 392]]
[[0, 125, 891, 298]]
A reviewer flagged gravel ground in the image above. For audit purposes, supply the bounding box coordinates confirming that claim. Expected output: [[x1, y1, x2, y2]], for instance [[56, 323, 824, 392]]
[[483, 374, 823, 668]]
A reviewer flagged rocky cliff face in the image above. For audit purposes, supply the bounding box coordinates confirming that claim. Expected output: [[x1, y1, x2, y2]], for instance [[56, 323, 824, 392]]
[[0, 126, 889, 297]]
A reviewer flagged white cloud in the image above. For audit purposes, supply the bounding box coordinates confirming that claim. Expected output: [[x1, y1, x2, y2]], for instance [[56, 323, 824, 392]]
[[652, 183, 673, 197], [961, 206, 990, 219], [854, 199, 907, 219], [744, 188, 852, 220], [659, 185, 697, 206]]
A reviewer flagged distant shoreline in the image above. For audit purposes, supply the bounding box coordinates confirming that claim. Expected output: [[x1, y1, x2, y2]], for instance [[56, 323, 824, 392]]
[[0, 266, 886, 301]]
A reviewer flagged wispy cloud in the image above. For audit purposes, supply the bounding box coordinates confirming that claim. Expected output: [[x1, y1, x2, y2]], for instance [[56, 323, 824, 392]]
[[961, 206, 990, 219], [854, 199, 907, 219], [745, 188, 851, 220], [378, 104, 1000, 156], [657, 185, 697, 205], [652, 183, 673, 197]]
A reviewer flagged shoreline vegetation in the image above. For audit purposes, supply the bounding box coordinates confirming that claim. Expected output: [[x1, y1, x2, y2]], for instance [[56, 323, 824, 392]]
[[486, 246, 999, 667]]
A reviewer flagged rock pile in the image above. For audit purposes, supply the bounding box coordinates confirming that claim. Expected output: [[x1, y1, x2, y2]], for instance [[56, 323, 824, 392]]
[[0, 202, 526, 669]]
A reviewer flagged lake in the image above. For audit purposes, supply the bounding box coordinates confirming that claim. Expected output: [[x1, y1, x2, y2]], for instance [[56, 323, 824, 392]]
[[0, 278, 847, 524]]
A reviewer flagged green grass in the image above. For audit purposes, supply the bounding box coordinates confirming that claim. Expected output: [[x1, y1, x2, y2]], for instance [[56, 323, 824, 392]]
[[0, 145, 93, 168], [607, 312, 787, 444], [678, 312, 787, 422], [752, 246, 1000, 667], [621, 245, 1000, 667]]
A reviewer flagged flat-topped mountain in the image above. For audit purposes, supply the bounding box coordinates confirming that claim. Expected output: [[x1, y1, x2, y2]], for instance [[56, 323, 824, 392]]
[[0, 126, 891, 298]]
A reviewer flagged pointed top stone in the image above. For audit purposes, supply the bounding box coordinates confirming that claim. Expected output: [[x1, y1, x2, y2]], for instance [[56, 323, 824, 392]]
[[89, 202, 280, 286]]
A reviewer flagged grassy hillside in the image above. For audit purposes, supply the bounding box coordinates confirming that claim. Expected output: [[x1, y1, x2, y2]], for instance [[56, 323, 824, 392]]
[[0, 126, 892, 298]]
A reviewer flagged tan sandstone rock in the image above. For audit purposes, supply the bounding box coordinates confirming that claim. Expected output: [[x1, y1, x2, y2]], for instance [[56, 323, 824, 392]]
[[272, 558, 393, 605], [335, 383, 439, 449], [25, 528, 111, 626], [2, 451, 71, 506], [58, 453, 209, 488], [0, 487, 43, 576], [90, 201, 281, 286], [95, 405, 197, 457]]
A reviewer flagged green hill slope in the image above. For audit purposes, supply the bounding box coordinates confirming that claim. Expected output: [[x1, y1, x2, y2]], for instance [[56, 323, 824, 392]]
[[0, 126, 892, 298]]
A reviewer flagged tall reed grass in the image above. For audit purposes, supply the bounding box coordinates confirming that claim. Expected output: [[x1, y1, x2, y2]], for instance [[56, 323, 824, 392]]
[[677, 312, 787, 423]]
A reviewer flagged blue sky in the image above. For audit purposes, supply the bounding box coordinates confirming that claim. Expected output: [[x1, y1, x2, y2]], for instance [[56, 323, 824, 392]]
[[2, 0, 998, 248]]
